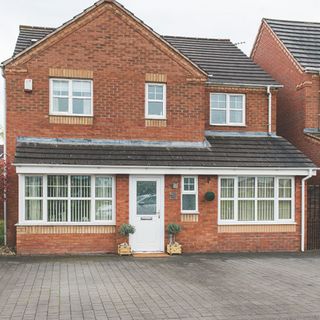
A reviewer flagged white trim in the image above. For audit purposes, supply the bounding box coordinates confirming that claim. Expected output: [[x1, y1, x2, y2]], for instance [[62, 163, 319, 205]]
[[218, 176, 295, 225], [145, 83, 167, 119], [49, 78, 93, 117], [210, 93, 246, 126], [19, 174, 116, 225], [15, 164, 317, 177], [301, 169, 314, 252], [206, 81, 283, 89], [16, 222, 116, 227], [181, 176, 199, 214]]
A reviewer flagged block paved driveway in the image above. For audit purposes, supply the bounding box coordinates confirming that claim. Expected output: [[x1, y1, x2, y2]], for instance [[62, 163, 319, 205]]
[[0, 252, 320, 320]]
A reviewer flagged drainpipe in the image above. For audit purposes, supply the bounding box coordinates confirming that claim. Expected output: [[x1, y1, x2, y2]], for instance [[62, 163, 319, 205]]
[[1, 65, 7, 246], [267, 85, 272, 135], [301, 169, 314, 252]]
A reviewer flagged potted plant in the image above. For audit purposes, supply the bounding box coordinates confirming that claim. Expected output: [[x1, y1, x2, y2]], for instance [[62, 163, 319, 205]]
[[118, 223, 135, 256], [167, 223, 182, 255]]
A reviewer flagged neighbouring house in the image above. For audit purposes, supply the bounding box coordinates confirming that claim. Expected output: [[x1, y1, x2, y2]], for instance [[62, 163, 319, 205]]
[[252, 18, 320, 182], [0, 0, 316, 255]]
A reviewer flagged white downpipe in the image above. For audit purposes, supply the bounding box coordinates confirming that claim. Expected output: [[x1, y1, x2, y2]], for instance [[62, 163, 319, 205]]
[[267, 85, 272, 135], [1, 67, 7, 246], [301, 169, 314, 252]]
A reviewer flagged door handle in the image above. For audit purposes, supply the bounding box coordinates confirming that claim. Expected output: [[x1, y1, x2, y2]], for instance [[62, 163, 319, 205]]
[[156, 212, 160, 218]]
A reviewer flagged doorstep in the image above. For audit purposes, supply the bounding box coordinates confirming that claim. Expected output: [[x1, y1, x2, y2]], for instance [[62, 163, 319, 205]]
[[132, 252, 169, 258]]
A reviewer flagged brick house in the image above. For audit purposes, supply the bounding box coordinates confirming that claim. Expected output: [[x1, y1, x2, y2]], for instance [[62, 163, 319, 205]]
[[1, 0, 316, 255], [252, 19, 320, 182]]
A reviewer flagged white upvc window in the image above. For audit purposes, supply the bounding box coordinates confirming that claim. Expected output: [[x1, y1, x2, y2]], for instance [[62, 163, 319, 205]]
[[20, 175, 115, 225], [218, 176, 295, 224], [50, 79, 93, 116], [181, 176, 198, 213], [145, 83, 166, 119], [24, 176, 44, 222], [210, 93, 245, 126]]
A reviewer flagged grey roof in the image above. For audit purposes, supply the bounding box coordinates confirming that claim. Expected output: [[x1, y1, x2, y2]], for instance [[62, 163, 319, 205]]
[[265, 18, 320, 70], [13, 25, 55, 57], [163, 36, 279, 86], [10, 24, 279, 87], [14, 136, 315, 168]]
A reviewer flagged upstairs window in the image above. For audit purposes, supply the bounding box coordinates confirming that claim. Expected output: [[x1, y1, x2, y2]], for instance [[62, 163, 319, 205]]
[[50, 79, 93, 116], [210, 93, 245, 126], [145, 83, 166, 119]]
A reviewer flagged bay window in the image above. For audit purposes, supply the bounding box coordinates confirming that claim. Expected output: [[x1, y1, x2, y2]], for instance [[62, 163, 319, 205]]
[[219, 177, 294, 224], [20, 175, 115, 224]]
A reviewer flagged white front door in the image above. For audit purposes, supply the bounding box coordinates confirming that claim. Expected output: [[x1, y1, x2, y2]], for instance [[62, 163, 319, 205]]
[[129, 176, 164, 252]]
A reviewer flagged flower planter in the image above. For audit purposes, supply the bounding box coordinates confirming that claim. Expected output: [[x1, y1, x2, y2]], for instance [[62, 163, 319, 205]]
[[167, 242, 182, 255], [118, 243, 132, 256]]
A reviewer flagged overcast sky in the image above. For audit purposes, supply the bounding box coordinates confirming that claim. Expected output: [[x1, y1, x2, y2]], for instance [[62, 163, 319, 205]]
[[1, 0, 320, 130]]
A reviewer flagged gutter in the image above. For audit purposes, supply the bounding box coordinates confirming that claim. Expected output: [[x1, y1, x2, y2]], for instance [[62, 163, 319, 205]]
[[206, 79, 283, 89], [301, 169, 315, 252], [304, 67, 320, 74], [267, 85, 272, 135], [1, 66, 6, 246]]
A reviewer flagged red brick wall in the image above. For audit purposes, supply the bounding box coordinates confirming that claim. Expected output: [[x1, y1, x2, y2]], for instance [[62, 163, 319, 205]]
[[16, 233, 116, 255], [165, 175, 217, 252], [206, 86, 278, 133], [252, 22, 320, 181], [5, 3, 206, 246], [16, 175, 303, 255]]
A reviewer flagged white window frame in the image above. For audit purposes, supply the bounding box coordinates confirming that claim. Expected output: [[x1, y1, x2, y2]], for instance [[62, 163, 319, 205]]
[[19, 175, 115, 225], [145, 83, 167, 119], [49, 78, 93, 117], [210, 93, 246, 126], [218, 176, 295, 225], [94, 176, 115, 222], [181, 176, 199, 214], [22, 175, 45, 223]]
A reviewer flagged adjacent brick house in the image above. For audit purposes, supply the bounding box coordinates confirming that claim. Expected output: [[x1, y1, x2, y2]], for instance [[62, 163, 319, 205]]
[[1, 0, 316, 255], [252, 18, 320, 182]]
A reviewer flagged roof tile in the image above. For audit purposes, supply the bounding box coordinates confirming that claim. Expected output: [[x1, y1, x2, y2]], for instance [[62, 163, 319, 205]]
[[265, 18, 320, 70], [14, 136, 315, 168]]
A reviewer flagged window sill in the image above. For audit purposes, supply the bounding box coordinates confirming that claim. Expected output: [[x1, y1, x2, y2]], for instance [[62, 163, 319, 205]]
[[16, 222, 116, 226], [181, 211, 199, 215], [145, 117, 167, 120], [218, 221, 296, 226], [210, 124, 246, 127], [48, 115, 94, 125]]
